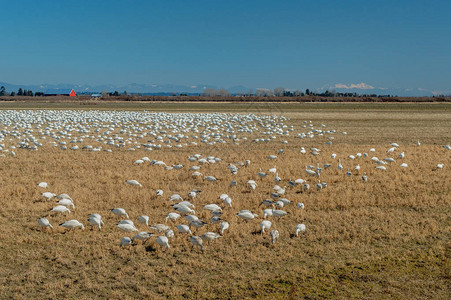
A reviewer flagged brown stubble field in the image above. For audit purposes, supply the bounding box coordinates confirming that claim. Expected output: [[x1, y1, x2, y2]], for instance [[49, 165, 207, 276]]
[[0, 102, 450, 299]]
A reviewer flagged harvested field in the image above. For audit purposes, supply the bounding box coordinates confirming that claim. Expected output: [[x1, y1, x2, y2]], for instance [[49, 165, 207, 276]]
[[0, 103, 449, 299]]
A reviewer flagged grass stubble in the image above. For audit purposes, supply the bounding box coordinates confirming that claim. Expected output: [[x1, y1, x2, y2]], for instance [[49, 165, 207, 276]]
[[0, 103, 449, 299]]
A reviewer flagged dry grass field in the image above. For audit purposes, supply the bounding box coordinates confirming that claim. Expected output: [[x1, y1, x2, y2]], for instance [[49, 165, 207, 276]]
[[0, 102, 449, 299]]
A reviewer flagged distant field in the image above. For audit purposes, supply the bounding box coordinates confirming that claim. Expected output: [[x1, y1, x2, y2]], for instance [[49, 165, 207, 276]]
[[0, 105, 449, 299]]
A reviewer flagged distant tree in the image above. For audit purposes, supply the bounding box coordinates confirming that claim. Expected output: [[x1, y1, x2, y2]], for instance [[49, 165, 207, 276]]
[[274, 87, 286, 97], [18, 88, 23, 96], [203, 88, 217, 97], [247, 89, 254, 96], [0, 86, 5, 96], [305, 89, 310, 95], [10, 91, 16, 96], [27, 90, 33, 96], [101, 90, 109, 97], [123, 90, 127, 95], [35, 92, 44, 96], [256, 89, 274, 97], [293, 90, 303, 97], [217, 89, 230, 97], [112, 91, 119, 96]]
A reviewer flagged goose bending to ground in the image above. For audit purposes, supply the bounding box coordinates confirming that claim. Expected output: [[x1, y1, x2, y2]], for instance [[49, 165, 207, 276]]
[[42, 192, 56, 200], [305, 166, 317, 176], [170, 194, 183, 201], [132, 232, 153, 241], [220, 221, 229, 235], [270, 230, 279, 244], [189, 219, 207, 229], [204, 176, 217, 182], [260, 220, 272, 234], [201, 232, 221, 241], [51, 205, 70, 214], [126, 180, 142, 187], [237, 210, 258, 221], [56, 193, 72, 200], [121, 237, 132, 246], [88, 215, 103, 230], [118, 220, 134, 226], [400, 163, 408, 168], [295, 224, 306, 236], [174, 205, 195, 214], [117, 223, 138, 232], [165, 212, 181, 223], [376, 166, 386, 171], [112, 208, 129, 218], [60, 220, 84, 230], [156, 189, 164, 196], [223, 197, 232, 207], [150, 224, 170, 232], [38, 218, 53, 229], [138, 215, 149, 226], [203, 204, 222, 212], [248, 180, 257, 190], [272, 209, 289, 218], [57, 199, 75, 209], [38, 182, 48, 188], [176, 224, 192, 234], [387, 147, 396, 153], [189, 236, 204, 251]]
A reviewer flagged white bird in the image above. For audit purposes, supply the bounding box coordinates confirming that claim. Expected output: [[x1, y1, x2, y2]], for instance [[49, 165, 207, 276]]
[[118, 220, 134, 226], [297, 202, 305, 209], [400, 163, 408, 168], [331, 153, 337, 159], [88, 215, 103, 229], [60, 220, 84, 230], [220, 221, 229, 235], [399, 152, 405, 159], [111, 208, 129, 218], [354, 164, 360, 171], [150, 224, 170, 232], [156, 189, 164, 196], [201, 232, 221, 241], [165, 229, 174, 238], [296, 224, 306, 236], [165, 212, 181, 223], [247, 180, 257, 190], [38, 218, 53, 229], [126, 179, 142, 187], [132, 232, 153, 241], [258, 168, 267, 179], [305, 165, 317, 176], [42, 192, 56, 200], [175, 205, 195, 214], [121, 237, 132, 246], [51, 205, 70, 214], [362, 172, 368, 182], [416, 140, 421, 146], [260, 220, 272, 234], [138, 215, 149, 226], [189, 236, 204, 251], [237, 211, 258, 220], [56, 193, 72, 200], [204, 204, 222, 212], [391, 143, 399, 147], [185, 215, 199, 223], [387, 147, 396, 153], [437, 163, 444, 169], [117, 223, 138, 232], [38, 182, 48, 188], [338, 159, 343, 170], [204, 176, 217, 182], [223, 197, 232, 207], [176, 224, 192, 234], [271, 209, 289, 219], [444, 145, 451, 150], [376, 166, 386, 171], [346, 168, 352, 176], [268, 166, 277, 173], [170, 194, 183, 201], [270, 230, 279, 244], [57, 198, 75, 209]]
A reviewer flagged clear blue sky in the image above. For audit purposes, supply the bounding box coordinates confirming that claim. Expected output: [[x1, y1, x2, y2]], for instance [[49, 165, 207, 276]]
[[1, 0, 450, 92]]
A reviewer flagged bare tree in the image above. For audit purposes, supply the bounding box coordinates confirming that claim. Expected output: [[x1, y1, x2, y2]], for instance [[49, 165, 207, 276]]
[[274, 87, 286, 97]]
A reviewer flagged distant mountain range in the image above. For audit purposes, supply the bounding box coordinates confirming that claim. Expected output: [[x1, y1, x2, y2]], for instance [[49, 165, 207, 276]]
[[0, 81, 447, 97]]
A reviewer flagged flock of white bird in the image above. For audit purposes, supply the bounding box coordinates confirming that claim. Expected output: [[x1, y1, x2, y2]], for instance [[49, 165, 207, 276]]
[[1, 110, 447, 251]]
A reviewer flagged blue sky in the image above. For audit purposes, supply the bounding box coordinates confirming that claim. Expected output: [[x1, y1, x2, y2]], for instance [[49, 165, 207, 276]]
[[1, 0, 450, 93]]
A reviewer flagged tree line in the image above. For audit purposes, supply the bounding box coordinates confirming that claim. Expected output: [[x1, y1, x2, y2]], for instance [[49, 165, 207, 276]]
[[0, 86, 45, 97]]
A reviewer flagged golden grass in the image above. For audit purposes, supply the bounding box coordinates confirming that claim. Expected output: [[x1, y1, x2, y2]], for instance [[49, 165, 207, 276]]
[[0, 106, 449, 299]]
